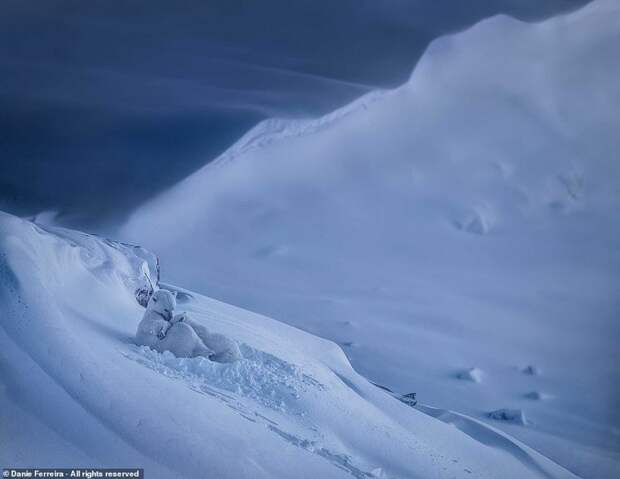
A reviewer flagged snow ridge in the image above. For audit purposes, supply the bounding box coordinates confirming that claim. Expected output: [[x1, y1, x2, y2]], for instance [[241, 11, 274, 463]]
[[207, 90, 387, 170]]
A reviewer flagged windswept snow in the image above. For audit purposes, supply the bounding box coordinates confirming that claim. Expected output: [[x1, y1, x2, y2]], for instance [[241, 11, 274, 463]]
[[0, 212, 580, 478], [208, 90, 387, 171], [121, 1, 620, 477]]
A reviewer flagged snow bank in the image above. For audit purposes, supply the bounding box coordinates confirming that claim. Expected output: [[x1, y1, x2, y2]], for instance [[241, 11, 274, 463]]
[[0, 212, 580, 478]]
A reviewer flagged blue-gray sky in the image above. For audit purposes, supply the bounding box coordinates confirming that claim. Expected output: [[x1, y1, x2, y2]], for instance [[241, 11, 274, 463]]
[[0, 0, 589, 227]]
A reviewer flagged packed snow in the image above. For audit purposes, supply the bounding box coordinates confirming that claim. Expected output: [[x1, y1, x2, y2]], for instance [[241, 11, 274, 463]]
[[121, 1, 620, 477]]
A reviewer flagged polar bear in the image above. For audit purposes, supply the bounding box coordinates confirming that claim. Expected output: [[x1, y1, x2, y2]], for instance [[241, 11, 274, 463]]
[[135, 289, 241, 362], [136, 289, 213, 358]]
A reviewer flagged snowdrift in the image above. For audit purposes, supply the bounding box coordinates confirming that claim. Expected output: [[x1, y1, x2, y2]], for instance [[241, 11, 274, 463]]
[[0, 212, 581, 478], [121, 1, 620, 476]]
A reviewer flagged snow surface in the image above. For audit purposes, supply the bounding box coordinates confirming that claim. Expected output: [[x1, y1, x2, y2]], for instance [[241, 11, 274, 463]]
[[0, 211, 581, 478], [121, 1, 620, 477]]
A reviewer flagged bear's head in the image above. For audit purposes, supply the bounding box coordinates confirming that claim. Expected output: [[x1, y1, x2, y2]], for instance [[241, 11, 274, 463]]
[[147, 289, 177, 321]]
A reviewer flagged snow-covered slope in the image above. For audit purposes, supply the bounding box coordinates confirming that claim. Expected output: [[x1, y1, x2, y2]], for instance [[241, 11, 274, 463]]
[[0, 211, 581, 478], [121, 1, 620, 477]]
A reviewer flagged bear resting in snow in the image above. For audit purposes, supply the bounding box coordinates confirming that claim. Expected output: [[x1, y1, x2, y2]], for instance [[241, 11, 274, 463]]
[[136, 289, 241, 363]]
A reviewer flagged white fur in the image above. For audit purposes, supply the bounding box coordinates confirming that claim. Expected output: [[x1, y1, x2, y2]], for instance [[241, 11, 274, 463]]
[[184, 317, 242, 363], [135, 289, 241, 362], [136, 289, 212, 358]]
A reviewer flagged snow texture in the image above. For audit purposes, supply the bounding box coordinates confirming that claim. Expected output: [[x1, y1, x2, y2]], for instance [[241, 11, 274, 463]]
[[0, 211, 581, 478], [121, 1, 620, 477]]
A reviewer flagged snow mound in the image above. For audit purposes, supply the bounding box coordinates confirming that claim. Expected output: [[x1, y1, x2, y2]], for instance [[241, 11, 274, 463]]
[[457, 368, 484, 383], [489, 409, 527, 426]]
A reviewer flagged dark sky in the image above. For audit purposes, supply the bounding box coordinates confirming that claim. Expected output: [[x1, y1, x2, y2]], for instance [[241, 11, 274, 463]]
[[0, 0, 589, 227]]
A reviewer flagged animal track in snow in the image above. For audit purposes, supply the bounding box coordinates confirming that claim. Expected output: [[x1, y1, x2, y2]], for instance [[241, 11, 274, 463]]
[[125, 344, 325, 415]]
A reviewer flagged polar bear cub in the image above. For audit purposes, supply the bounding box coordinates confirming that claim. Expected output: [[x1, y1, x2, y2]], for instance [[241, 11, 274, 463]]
[[184, 318, 242, 363], [136, 289, 241, 362]]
